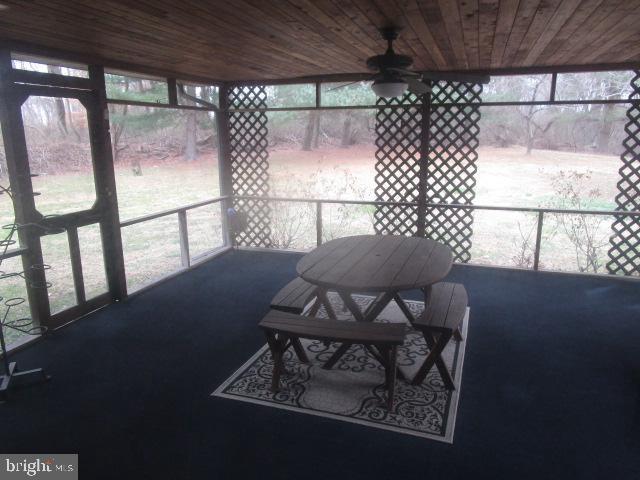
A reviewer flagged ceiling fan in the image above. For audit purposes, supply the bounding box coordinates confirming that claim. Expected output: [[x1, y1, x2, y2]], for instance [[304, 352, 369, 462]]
[[332, 27, 490, 98]]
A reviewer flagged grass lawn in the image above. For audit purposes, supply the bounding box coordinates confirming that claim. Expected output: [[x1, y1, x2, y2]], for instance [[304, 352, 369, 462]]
[[0, 145, 627, 346]]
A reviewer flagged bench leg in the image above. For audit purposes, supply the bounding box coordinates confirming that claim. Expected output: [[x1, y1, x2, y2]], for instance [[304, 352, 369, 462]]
[[382, 345, 398, 411], [412, 330, 455, 389]]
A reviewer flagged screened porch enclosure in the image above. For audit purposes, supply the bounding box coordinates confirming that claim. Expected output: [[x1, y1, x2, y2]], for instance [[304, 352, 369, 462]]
[[0, 2, 640, 478], [0, 54, 640, 349]]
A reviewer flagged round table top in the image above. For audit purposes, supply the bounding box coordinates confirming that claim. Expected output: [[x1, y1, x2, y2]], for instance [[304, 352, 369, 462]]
[[296, 234, 453, 292]]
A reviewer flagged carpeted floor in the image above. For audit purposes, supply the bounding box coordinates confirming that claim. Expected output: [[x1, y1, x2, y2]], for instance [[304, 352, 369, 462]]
[[1, 249, 639, 479]]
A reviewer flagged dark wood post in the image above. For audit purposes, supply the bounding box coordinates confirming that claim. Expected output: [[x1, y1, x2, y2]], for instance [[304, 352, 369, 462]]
[[217, 83, 233, 247], [416, 86, 433, 238], [88, 65, 127, 301], [167, 78, 178, 106], [0, 48, 51, 326]]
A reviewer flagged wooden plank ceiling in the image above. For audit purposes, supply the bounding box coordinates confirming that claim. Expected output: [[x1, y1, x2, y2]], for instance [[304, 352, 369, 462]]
[[0, 0, 639, 82]]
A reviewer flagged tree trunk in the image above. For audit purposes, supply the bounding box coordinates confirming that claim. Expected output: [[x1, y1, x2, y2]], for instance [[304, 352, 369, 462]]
[[64, 98, 82, 142], [47, 65, 68, 136], [341, 113, 352, 148], [595, 103, 614, 153], [311, 113, 320, 149], [524, 116, 534, 155], [111, 80, 129, 162], [184, 85, 198, 161], [302, 111, 317, 151]]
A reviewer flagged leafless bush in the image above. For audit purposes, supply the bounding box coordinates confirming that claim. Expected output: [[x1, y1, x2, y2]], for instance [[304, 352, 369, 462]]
[[269, 166, 374, 247], [511, 219, 537, 268], [549, 170, 610, 273]]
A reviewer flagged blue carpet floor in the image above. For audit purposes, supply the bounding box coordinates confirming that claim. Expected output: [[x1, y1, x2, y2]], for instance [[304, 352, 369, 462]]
[[1, 249, 639, 479]]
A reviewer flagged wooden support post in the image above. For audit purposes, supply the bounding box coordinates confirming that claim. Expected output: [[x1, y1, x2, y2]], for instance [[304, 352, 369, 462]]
[[88, 65, 127, 301], [178, 210, 190, 268], [316, 201, 322, 246], [217, 83, 233, 247], [167, 78, 178, 106], [315, 81, 321, 108], [66, 226, 86, 304], [416, 85, 433, 238], [0, 48, 51, 327]]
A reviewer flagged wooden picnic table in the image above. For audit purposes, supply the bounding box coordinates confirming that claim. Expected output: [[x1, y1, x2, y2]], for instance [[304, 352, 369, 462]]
[[296, 234, 453, 324]]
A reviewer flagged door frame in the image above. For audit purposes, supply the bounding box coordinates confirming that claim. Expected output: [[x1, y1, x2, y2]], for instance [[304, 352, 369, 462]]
[[0, 51, 126, 330]]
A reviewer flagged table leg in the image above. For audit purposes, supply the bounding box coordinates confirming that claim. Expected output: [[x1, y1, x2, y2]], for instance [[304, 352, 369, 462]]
[[338, 291, 365, 321], [317, 288, 337, 319], [329, 291, 398, 368], [322, 343, 351, 370], [393, 293, 416, 323]]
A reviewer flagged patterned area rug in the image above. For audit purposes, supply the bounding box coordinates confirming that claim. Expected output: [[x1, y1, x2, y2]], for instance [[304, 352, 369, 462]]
[[213, 294, 469, 442]]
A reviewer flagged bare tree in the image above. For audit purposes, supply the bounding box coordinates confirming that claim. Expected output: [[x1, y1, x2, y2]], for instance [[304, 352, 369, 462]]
[[519, 77, 554, 155], [183, 85, 198, 161], [302, 111, 319, 151], [47, 65, 68, 136]]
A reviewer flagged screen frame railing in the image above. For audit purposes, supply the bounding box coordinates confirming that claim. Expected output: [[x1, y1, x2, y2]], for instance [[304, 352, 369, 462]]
[[4, 194, 637, 353], [233, 195, 640, 275], [109, 194, 640, 279], [118, 195, 230, 290]]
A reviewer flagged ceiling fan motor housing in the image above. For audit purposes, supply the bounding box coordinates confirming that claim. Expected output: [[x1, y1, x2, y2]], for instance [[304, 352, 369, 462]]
[[366, 53, 413, 73]]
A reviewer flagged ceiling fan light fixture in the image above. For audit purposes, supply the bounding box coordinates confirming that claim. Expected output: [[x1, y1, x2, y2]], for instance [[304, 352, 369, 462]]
[[372, 78, 408, 98]]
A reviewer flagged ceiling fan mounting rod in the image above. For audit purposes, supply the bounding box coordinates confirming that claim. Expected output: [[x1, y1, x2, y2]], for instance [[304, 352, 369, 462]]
[[380, 27, 399, 53]]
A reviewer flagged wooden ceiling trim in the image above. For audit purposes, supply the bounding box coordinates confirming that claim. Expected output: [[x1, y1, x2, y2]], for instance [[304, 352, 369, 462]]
[[500, 0, 543, 67], [1, 38, 225, 84], [366, 0, 431, 68], [459, 0, 481, 69], [343, 0, 428, 68], [278, 0, 378, 63], [477, 0, 499, 67], [560, 0, 637, 65], [534, 0, 604, 65], [390, 0, 446, 69], [574, 6, 640, 64], [282, 0, 376, 59], [0, 0, 638, 81], [438, 0, 470, 68], [608, 38, 640, 64], [520, 0, 583, 66], [311, 0, 379, 58], [545, 0, 627, 65], [417, 0, 460, 68], [511, 0, 566, 66], [490, 0, 519, 68], [25, 0, 283, 78], [165, 0, 361, 74], [98, 0, 357, 76], [238, 0, 368, 72]]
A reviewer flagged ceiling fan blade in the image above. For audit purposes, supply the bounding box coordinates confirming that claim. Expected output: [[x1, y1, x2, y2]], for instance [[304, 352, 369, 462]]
[[422, 72, 491, 84], [406, 77, 431, 96], [325, 79, 372, 92]]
